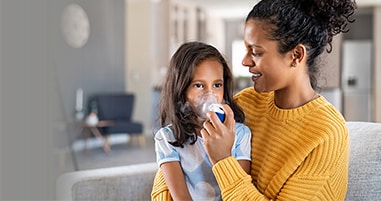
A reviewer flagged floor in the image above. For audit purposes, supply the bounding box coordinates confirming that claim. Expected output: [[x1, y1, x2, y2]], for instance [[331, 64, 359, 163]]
[[67, 134, 156, 171]]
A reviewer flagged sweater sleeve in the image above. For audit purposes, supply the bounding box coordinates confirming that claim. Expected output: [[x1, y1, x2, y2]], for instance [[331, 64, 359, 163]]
[[213, 133, 349, 201], [151, 169, 173, 201], [229, 88, 348, 200], [212, 157, 268, 201]]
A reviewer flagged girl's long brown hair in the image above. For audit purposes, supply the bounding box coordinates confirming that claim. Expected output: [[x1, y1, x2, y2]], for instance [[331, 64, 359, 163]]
[[158, 41, 244, 147]]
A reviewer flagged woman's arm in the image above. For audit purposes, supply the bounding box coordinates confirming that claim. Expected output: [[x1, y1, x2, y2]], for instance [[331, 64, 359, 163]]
[[201, 105, 266, 200], [151, 169, 172, 201], [160, 162, 192, 201], [213, 139, 349, 201], [212, 157, 267, 200], [203, 108, 349, 200]]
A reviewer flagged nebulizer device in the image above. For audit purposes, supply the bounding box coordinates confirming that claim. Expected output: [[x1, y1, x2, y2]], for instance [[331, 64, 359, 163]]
[[194, 92, 225, 122]]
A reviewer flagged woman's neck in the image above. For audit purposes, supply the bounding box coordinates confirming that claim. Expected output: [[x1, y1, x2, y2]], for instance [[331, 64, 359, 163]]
[[274, 87, 317, 109]]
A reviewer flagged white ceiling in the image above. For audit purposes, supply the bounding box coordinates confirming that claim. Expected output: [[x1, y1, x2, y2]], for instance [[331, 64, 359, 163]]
[[188, 0, 381, 19]]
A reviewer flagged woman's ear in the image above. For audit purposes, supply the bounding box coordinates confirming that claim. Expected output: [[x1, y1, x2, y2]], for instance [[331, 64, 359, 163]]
[[291, 44, 306, 67]]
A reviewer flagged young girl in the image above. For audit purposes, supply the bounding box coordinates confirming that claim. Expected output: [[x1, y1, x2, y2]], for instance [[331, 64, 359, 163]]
[[152, 41, 251, 201]]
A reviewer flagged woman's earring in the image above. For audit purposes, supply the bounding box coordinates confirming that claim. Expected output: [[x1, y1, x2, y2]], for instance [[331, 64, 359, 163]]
[[291, 61, 297, 67]]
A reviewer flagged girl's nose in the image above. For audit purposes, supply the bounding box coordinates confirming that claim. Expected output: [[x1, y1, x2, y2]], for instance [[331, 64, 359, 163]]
[[204, 87, 214, 93]]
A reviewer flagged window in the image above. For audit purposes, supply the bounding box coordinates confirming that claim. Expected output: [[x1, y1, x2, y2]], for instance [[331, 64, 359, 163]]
[[232, 39, 251, 77]]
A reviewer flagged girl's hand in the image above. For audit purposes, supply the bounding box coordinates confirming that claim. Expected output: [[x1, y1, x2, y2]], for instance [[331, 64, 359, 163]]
[[200, 104, 236, 165]]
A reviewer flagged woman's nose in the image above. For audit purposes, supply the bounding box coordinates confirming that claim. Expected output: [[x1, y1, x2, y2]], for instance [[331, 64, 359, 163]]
[[242, 52, 254, 67]]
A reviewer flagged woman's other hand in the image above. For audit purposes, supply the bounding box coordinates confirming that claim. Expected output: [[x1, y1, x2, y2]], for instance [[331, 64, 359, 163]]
[[201, 104, 236, 164]]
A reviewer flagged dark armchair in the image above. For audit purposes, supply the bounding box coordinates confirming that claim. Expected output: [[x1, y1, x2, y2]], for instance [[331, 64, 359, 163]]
[[91, 93, 145, 149]]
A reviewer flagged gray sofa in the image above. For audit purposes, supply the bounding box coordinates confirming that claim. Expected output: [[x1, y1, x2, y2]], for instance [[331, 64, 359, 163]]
[[56, 121, 381, 201]]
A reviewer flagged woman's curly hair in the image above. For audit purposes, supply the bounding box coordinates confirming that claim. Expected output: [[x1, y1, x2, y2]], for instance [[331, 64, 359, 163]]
[[246, 0, 356, 90]]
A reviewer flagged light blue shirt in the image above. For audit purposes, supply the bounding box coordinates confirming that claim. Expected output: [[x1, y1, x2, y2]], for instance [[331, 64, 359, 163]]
[[154, 122, 251, 201]]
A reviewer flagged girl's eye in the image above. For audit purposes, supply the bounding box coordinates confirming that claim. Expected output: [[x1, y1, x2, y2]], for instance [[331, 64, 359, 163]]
[[213, 83, 223, 88], [194, 83, 203, 88]]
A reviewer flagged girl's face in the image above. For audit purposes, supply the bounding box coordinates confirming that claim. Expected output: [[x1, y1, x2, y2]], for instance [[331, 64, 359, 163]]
[[242, 19, 294, 93], [185, 59, 224, 111]]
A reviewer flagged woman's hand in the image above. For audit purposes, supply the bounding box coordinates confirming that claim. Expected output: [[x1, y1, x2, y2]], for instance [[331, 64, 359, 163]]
[[200, 104, 236, 165]]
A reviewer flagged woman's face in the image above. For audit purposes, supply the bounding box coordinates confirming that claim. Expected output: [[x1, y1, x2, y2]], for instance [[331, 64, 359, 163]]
[[185, 59, 224, 112], [242, 19, 294, 93]]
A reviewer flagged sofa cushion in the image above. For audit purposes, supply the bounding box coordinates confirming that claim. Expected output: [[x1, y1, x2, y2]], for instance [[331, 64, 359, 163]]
[[56, 162, 157, 201], [346, 121, 381, 200]]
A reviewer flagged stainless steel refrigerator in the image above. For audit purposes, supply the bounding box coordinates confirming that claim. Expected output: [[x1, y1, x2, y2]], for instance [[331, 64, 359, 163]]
[[341, 40, 372, 121]]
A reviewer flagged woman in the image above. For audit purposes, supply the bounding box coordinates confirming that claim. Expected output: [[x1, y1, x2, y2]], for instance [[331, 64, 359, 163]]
[[152, 0, 356, 200]]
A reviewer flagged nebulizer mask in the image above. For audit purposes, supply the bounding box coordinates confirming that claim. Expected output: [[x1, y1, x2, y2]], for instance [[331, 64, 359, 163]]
[[194, 92, 225, 122]]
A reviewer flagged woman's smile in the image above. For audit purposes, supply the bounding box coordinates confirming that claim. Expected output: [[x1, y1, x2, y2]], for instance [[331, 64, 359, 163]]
[[251, 72, 262, 81]]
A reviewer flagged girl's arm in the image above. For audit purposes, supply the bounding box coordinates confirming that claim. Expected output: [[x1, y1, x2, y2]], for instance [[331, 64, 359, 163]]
[[160, 161, 192, 201], [237, 160, 251, 175]]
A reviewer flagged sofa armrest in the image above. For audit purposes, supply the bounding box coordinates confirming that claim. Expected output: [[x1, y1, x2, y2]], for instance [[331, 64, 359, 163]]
[[346, 121, 381, 200], [56, 162, 158, 201]]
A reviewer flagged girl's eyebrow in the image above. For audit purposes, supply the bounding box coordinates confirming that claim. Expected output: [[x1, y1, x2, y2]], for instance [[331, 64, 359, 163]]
[[190, 79, 203, 82], [190, 79, 223, 83]]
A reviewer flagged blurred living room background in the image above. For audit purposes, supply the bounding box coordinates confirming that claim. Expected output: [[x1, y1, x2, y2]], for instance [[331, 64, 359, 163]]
[[1, 0, 381, 200]]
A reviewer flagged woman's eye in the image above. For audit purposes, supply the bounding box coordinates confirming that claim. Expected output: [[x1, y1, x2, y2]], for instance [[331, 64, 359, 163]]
[[252, 52, 262, 57]]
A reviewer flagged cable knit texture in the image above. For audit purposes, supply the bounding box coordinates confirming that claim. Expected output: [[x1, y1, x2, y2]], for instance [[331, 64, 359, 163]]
[[213, 88, 349, 200], [151, 170, 173, 201], [151, 87, 349, 200]]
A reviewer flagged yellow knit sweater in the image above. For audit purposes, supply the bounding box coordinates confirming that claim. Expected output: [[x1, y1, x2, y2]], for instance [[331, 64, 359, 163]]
[[151, 87, 349, 201]]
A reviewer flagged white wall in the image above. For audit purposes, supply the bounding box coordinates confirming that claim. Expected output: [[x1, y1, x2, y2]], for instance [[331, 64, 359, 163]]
[[0, 1, 126, 199], [374, 6, 381, 122], [126, 0, 156, 132], [205, 15, 226, 53]]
